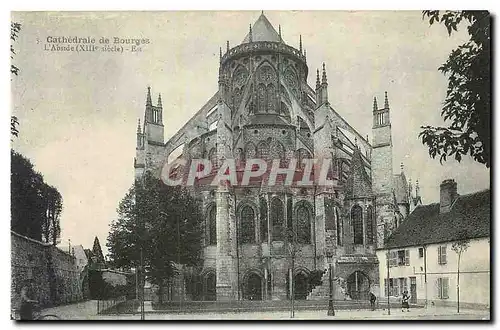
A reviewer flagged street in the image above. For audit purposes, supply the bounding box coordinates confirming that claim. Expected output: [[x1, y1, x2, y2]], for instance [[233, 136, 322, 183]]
[[39, 300, 490, 321]]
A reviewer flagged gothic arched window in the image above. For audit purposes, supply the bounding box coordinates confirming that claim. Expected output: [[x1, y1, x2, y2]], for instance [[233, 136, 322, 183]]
[[351, 205, 363, 245], [296, 204, 311, 244], [259, 197, 268, 243], [267, 84, 277, 113], [239, 205, 255, 244], [208, 205, 217, 246], [257, 141, 270, 160], [366, 205, 374, 244], [245, 142, 256, 160], [257, 83, 267, 113], [270, 198, 284, 241]]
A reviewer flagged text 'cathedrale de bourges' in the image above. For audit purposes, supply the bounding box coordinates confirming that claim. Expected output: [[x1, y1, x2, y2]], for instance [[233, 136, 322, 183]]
[[43, 36, 150, 53]]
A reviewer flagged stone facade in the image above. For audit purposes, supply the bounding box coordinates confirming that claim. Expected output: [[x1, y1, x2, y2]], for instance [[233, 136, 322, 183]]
[[11, 231, 83, 310], [134, 13, 417, 302]]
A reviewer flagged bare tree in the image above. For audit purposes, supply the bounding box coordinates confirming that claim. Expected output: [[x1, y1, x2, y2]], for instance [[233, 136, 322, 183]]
[[451, 231, 471, 314]]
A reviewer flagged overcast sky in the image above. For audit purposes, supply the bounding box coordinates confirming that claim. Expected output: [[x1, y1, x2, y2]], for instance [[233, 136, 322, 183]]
[[11, 11, 490, 254]]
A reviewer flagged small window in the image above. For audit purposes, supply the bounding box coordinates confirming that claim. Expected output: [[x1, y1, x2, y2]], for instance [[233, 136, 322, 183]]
[[397, 249, 410, 266], [438, 246, 447, 265], [418, 247, 424, 258]]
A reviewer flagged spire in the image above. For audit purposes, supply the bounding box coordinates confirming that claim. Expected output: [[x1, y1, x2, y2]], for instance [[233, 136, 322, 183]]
[[304, 49, 307, 62], [219, 47, 222, 61], [249, 24, 253, 42], [226, 40, 229, 52], [384, 91, 389, 109], [316, 69, 321, 90], [415, 179, 420, 197], [299, 35, 302, 53], [321, 63, 327, 85], [373, 97, 378, 111], [278, 25, 282, 39], [157, 93, 162, 108], [146, 86, 152, 106], [137, 118, 141, 134], [400, 162, 404, 173]]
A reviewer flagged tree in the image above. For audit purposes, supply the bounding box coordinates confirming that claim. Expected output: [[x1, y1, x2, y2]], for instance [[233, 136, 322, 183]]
[[11, 22, 21, 138], [419, 11, 490, 168], [107, 173, 203, 304], [11, 150, 63, 243], [451, 231, 471, 314]]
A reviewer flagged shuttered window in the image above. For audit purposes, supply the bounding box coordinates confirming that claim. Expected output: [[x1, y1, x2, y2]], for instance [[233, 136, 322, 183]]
[[437, 278, 449, 299], [438, 246, 447, 265], [405, 250, 410, 266]]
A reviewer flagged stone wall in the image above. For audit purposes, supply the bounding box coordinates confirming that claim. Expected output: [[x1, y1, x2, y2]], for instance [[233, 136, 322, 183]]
[[11, 231, 83, 310]]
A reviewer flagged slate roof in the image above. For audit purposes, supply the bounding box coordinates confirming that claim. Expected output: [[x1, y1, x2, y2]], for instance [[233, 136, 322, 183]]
[[242, 13, 282, 43], [383, 189, 491, 249]]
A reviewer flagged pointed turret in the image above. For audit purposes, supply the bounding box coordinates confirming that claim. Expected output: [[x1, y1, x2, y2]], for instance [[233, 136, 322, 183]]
[[415, 179, 420, 198], [146, 86, 152, 106], [299, 35, 303, 53], [400, 162, 404, 174], [384, 91, 390, 109], [321, 63, 327, 85], [315, 69, 321, 90], [136, 119, 143, 149], [219, 47, 222, 61], [226, 40, 230, 52], [249, 24, 253, 42], [373, 97, 378, 111], [137, 118, 141, 134], [278, 25, 282, 41], [157, 93, 163, 108]]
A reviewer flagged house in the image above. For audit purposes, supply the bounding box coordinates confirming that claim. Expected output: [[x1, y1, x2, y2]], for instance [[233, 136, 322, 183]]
[[376, 179, 490, 309]]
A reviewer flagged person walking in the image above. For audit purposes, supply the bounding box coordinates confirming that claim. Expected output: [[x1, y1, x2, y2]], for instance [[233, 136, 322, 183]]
[[369, 292, 377, 311], [401, 290, 410, 312], [19, 281, 37, 320]]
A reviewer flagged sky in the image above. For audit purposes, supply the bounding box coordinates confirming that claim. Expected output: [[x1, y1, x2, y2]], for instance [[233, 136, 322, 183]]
[[10, 11, 490, 255]]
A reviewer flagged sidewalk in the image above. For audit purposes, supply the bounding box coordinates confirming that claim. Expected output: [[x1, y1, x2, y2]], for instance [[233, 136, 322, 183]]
[[94, 306, 490, 321], [41, 300, 98, 320]]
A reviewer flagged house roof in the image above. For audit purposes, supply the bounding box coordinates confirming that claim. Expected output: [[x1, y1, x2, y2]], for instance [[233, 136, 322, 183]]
[[242, 13, 282, 43], [383, 189, 490, 249]]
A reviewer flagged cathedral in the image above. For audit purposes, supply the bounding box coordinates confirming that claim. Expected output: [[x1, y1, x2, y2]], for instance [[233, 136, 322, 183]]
[[134, 13, 421, 302]]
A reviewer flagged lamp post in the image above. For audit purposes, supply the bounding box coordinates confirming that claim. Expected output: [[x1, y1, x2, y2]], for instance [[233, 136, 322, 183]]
[[327, 256, 335, 316]]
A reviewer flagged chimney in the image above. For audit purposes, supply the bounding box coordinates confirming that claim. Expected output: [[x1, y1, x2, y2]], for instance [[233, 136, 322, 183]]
[[440, 179, 458, 213]]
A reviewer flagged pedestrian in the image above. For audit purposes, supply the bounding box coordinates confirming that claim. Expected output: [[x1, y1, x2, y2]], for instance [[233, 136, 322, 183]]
[[401, 290, 410, 312], [19, 281, 37, 320], [369, 292, 377, 311]]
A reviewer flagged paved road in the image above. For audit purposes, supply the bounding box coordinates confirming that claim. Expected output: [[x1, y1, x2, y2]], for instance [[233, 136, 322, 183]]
[[40, 301, 489, 320]]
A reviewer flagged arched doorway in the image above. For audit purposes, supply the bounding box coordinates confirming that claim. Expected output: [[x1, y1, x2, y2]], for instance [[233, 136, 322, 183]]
[[294, 272, 309, 300], [244, 273, 262, 300], [204, 272, 216, 301], [346, 271, 370, 300]]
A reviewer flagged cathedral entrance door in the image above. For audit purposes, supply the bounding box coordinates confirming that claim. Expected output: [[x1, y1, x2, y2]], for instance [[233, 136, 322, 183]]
[[245, 273, 262, 300], [346, 271, 370, 300], [294, 273, 309, 300]]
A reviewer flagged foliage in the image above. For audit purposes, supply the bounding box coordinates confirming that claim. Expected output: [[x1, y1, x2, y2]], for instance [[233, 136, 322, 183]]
[[106, 173, 203, 303], [11, 150, 63, 244], [451, 230, 471, 258], [419, 11, 490, 168]]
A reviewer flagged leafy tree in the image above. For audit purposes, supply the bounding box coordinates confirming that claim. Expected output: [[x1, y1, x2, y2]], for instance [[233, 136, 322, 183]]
[[107, 173, 203, 304], [419, 11, 490, 168], [451, 231, 471, 314], [11, 150, 63, 244]]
